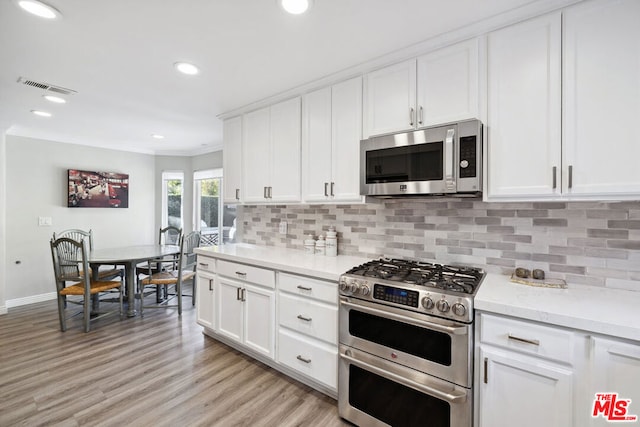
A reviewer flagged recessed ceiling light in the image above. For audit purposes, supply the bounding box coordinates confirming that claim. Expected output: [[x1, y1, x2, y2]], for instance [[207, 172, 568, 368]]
[[174, 62, 200, 75], [31, 110, 52, 117], [43, 94, 66, 104], [152, 134, 165, 140], [279, 0, 312, 14], [16, 0, 61, 19]]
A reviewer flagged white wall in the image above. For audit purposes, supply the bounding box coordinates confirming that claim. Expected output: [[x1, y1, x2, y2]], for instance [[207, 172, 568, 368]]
[[5, 136, 156, 304], [0, 131, 7, 313]]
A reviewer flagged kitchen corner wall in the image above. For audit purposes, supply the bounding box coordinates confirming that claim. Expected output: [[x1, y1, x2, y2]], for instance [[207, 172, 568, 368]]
[[237, 199, 640, 291]]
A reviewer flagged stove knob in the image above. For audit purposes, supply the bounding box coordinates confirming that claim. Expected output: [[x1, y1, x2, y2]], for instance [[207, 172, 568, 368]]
[[360, 284, 371, 296], [348, 281, 358, 293], [421, 296, 435, 310], [452, 302, 467, 317], [339, 278, 349, 292], [436, 299, 450, 313]]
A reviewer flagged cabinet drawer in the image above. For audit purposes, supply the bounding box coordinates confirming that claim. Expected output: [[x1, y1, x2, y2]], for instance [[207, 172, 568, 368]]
[[279, 293, 337, 344], [278, 328, 338, 390], [196, 256, 216, 273], [218, 260, 275, 289], [279, 273, 337, 304], [480, 313, 574, 364]]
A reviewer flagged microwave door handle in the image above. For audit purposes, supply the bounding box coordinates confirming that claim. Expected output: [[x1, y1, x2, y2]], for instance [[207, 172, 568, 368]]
[[444, 129, 456, 192]]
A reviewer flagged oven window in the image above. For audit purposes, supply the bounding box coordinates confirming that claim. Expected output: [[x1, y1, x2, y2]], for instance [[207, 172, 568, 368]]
[[365, 142, 443, 184], [349, 309, 452, 365], [350, 365, 450, 427]]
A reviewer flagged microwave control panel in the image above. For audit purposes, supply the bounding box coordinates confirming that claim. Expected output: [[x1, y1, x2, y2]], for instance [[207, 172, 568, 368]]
[[459, 135, 477, 178]]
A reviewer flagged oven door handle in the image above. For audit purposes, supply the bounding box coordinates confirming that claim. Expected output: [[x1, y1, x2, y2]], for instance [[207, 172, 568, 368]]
[[341, 352, 467, 404], [340, 299, 468, 335]]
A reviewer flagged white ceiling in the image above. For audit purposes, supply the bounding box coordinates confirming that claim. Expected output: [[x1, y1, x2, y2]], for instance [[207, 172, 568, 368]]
[[0, 0, 542, 156]]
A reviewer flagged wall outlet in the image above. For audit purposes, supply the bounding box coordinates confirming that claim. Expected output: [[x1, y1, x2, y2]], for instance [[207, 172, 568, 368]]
[[279, 221, 287, 235], [38, 216, 52, 226]]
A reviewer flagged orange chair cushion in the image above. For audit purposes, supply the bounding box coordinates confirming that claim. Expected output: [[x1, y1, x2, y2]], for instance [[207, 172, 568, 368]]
[[59, 280, 122, 296], [140, 270, 196, 286]]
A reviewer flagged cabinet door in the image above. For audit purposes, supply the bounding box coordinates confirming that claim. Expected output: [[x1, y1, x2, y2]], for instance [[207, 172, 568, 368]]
[[331, 76, 363, 202], [222, 116, 243, 204], [363, 59, 416, 138], [417, 38, 479, 127], [195, 271, 216, 330], [243, 283, 275, 358], [486, 13, 562, 199], [302, 87, 333, 202], [242, 107, 271, 203], [217, 277, 243, 343], [587, 337, 640, 426], [479, 346, 574, 427], [563, 0, 640, 197], [269, 97, 301, 203]]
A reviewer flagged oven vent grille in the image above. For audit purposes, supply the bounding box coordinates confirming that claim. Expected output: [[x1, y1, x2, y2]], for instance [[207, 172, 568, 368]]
[[17, 77, 77, 95]]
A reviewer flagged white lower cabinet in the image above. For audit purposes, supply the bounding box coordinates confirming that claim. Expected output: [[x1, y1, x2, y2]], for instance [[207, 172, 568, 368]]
[[195, 270, 216, 330], [278, 328, 338, 390], [477, 312, 640, 427], [478, 346, 573, 427], [217, 268, 276, 359]]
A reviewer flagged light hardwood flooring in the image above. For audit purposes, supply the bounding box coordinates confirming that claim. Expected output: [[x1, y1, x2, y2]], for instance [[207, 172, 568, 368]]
[[0, 295, 349, 427]]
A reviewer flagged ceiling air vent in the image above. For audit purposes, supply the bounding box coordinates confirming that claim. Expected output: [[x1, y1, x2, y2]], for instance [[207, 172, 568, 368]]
[[17, 77, 77, 95]]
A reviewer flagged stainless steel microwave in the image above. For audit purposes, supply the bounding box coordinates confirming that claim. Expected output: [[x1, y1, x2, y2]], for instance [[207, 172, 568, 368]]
[[360, 119, 482, 197]]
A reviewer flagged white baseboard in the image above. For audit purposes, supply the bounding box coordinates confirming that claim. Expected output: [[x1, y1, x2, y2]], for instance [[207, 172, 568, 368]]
[[6, 292, 57, 308], [0, 305, 6, 315]]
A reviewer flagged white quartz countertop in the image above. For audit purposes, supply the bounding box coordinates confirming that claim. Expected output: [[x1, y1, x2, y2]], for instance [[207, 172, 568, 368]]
[[194, 243, 370, 282], [476, 273, 640, 342]]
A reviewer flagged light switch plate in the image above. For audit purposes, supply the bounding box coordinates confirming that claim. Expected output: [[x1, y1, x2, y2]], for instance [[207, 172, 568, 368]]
[[279, 221, 287, 235], [38, 216, 52, 226]]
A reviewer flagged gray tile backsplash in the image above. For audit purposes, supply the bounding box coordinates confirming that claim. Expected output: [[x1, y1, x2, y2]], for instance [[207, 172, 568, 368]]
[[235, 199, 640, 291]]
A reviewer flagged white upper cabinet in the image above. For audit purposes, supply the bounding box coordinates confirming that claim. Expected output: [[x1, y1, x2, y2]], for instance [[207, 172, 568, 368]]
[[242, 97, 301, 204], [417, 38, 479, 127], [222, 116, 243, 204], [487, 0, 640, 201], [563, 0, 640, 197], [363, 60, 416, 138], [302, 76, 363, 203], [486, 12, 562, 199], [363, 39, 479, 138]]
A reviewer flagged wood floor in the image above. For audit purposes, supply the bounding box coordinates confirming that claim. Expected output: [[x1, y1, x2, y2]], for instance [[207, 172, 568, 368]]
[[0, 296, 349, 427]]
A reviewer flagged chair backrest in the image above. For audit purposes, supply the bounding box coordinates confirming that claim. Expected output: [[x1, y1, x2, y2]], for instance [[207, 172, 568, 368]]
[[177, 231, 201, 274], [50, 237, 90, 293], [53, 229, 94, 251], [159, 226, 182, 245]]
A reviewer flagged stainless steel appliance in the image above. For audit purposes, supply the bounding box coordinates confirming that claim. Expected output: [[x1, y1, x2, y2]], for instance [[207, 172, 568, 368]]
[[360, 119, 482, 197], [338, 258, 485, 427]]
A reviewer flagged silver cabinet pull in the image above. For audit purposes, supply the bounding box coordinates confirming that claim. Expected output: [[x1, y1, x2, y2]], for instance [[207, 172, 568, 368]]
[[324, 182, 328, 197], [263, 186, 268, 199], [330, 182, 335, 196], [418, 106, 423, 126], [208, 278, 213, 292], [568, 165, 573, 189], [236, 287, 241, 300], [296, 355, 311, 364], [235, 188, 240, 200], [268, 186, 272, 199], [297, 314, 312, 322], [235, 271, 246, 277], [198, 262, 209, 268], [552, 166, 557, 189], [241, 288, 246, 302], [409, 107, 414, 126], [508, 333, 540, 346], [297, 285, 312, 291], [484, 357, 488, 384]]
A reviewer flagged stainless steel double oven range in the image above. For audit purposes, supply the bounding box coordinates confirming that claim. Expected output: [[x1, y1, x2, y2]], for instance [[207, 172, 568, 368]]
[[338, 258, 485, 427]]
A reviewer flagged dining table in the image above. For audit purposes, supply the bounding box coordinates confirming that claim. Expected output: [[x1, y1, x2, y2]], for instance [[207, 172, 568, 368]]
[[88, 244, 181, 317]]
